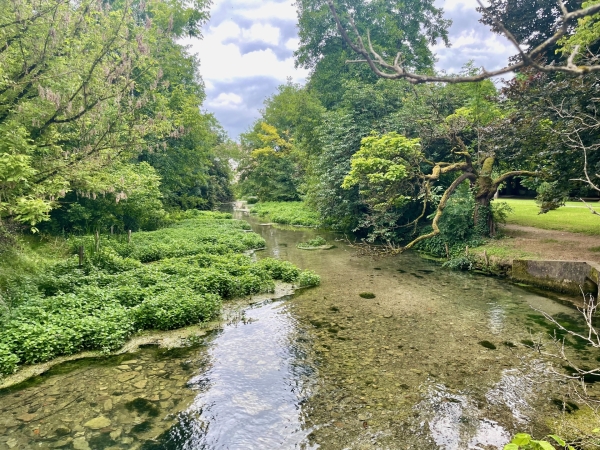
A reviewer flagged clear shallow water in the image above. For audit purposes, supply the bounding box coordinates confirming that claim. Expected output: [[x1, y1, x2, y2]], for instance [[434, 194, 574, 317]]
[[0, 209, 596, 450]]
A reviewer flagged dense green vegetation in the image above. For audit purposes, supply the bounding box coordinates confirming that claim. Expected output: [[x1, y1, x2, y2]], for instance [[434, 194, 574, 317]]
[[0, 0, 233, 238], [0, 212, 319, 377], [250, 202, 321, 227], [234, 1, 600, 258]]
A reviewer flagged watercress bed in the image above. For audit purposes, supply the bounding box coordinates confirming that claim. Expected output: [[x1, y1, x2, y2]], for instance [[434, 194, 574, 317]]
[[0, 211, 319, 376]]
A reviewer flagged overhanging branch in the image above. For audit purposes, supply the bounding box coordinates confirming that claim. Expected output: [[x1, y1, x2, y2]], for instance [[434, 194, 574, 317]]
[[326, 0, 600, 84]]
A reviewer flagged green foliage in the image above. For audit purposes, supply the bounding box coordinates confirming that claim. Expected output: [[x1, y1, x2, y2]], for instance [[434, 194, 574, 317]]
[[257, 258, 302, 283], [132, 290, 221, 331], [298, 236, 327, 248], [503, 432, 575, 450], [238, 123, 301, 202], [297, 270, 321, 287], [295, 0, 450, 85], [0, 0, 230, 236], [250, 202, 321, 227], [558, 0, 600, 58], [0, 212, 313, 376], [0, 343, 19, 376], [342, 132, 423, 212], [417, 183, 486, 258], [535, 182, 569, 214]]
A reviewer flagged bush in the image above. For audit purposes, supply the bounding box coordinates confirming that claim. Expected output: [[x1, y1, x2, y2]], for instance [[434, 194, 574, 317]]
[[0, 343, 19, 376], [132, 289, 221, 330], [297, 270, 321, 287], [416, 182, 485, 259]]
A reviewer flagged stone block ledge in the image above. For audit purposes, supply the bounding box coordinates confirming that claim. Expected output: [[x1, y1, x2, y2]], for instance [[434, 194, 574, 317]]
[[511, 259, 600, 296]]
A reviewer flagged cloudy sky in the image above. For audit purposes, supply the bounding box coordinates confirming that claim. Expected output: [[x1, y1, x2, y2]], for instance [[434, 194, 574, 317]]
[[182, 0, 516, 140]]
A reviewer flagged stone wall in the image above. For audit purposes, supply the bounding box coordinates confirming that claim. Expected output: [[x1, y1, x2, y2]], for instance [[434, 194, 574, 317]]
[[512, 259, 600, 296]]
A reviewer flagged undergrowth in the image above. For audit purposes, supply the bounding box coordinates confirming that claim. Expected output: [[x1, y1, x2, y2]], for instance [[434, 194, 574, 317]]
[[250, 202, 321, 227], [0, 211, 320, 377]]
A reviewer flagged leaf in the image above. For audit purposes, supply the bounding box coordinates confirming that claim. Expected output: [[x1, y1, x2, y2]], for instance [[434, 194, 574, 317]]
[[536, 441, 557, 450], [511, 434, 532, 446], [503, 445, 519, 450], [548, 435, 565, 446]]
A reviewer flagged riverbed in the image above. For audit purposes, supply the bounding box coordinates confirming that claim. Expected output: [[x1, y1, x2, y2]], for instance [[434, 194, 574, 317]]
[[0, 210, 595, 449]]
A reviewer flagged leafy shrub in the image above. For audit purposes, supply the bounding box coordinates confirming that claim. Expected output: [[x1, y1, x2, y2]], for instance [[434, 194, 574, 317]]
[[504, 432, 574, 450], [416, 182, 486, 259], [132, 289, 221, 330], [0, 343, 19, 376], [257, 258, 301, 282], [297, 270, 321, 287]]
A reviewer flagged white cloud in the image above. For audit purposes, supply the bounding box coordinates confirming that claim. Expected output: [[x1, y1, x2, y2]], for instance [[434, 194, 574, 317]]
[[285, 37, 300, 51], [209, 92, 244, 108], [241, 23, 280, 45], [187, 0, 516, 139]]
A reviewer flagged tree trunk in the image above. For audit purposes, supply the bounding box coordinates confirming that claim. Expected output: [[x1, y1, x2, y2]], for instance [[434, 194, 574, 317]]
[[474, 157, 497, 236]]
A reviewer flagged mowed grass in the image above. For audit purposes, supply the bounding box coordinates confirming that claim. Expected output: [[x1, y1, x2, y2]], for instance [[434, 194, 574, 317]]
[[500, 199, 600, 235]]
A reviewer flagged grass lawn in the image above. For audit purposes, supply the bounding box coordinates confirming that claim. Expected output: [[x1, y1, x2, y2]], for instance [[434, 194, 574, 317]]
[[500, 199, 600, 235]]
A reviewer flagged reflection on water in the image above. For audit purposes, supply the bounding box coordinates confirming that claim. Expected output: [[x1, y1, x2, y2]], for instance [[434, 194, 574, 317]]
[[146, 300, 317, 449], [416, 384, 511, 450]]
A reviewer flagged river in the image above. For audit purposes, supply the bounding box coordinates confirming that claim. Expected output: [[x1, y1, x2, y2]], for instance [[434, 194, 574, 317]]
[[0, 209, 594, 449]]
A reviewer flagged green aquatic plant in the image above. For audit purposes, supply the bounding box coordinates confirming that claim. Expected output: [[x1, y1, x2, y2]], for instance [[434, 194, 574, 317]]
[[297, 236, 327, 249], [0, 212, 317, 377], [359, 292, 376, 299], [503, 432, 575, 450], [297, 270, 321, 287]]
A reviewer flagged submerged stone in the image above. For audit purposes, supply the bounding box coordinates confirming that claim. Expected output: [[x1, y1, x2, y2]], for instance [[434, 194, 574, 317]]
[[359, 292, 376, 299], [83, 416, 111, 429], [478, 341, 497, 350]]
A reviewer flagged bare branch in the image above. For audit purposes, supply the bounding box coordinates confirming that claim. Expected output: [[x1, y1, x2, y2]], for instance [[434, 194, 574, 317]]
[[492, 171, 538, 189], [326, 0, 600, 84]]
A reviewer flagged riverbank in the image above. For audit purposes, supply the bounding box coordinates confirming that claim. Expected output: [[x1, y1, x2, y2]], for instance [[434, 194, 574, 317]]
[[469, 224, 600, 273]]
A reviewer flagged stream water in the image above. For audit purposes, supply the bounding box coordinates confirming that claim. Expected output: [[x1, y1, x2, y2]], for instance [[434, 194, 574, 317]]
[[0, 209, 597, 450]]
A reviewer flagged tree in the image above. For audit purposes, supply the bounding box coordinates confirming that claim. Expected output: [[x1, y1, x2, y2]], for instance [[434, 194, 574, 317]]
[[0, 0, 229, 233], [295, 0, 450, 104], [237, 123, 301, 202], [323, 0, 600, 83]]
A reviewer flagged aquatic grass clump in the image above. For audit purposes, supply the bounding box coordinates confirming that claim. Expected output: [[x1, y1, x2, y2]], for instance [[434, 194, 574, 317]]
[[359, 292, 376, 299], [297, 236, 327, 249], [0, 212, 315, 377], [250, 202, 321, 227]]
